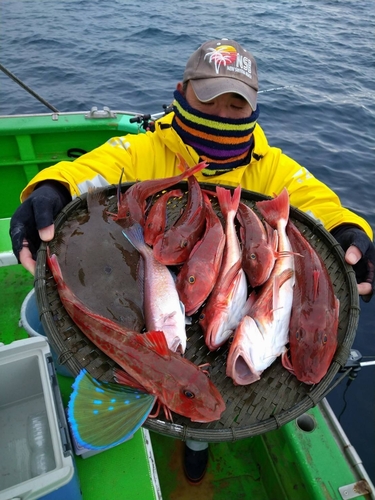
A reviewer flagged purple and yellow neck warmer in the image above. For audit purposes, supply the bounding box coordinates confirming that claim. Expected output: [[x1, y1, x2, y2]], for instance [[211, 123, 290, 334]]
[[172, 90, 260, 175]]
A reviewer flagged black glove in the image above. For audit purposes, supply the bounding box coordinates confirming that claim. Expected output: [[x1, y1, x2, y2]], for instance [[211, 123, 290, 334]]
[[331, 224, 375, 302], [10, 181, 71, 262]]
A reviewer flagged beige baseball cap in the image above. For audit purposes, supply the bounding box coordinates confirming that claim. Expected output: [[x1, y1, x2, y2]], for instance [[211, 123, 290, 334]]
[[183, 38, 259, 110]]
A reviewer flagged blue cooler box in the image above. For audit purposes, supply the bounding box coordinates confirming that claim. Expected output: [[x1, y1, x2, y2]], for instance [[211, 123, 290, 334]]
[[0, 337, 82, 500]]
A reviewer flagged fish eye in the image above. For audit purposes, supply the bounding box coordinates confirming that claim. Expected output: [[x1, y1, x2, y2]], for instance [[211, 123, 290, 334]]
[[183, 390, 195, 399], [180, 240, 188, 248], [296, 329, 302, 341], [250, 253, 256, 260], [199, 313, 205, 321], [323, 334, 328, 344], [188, 275, 195, 284]]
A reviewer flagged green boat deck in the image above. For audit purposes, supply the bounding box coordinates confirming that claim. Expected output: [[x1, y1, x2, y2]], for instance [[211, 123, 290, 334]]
[[0, 262, 372, 500]]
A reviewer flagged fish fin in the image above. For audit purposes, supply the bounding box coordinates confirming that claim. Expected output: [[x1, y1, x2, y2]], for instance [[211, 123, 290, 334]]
[[87, 187, 109, 211], [256, 188, 290, 229], [202, 188, 217, 199], [266, 224, 279, 254], [281, 349, 295, 375], [185, 314, 193, 325], [217, 260, 243, 295], [134, 330, 172, 359], [179, 299, 186, 317], [176, 154, 209, 176], [122, 222, 148, 254], [114, 368, 147, 391], [176, 153, 189, 173], [68, 370, 156, 451], [313, 269, 320, 300], [243, 290, 257, 316], [272, 268, 295, 312], [216, 185, 241, 218], [277, 250, 302, 259]]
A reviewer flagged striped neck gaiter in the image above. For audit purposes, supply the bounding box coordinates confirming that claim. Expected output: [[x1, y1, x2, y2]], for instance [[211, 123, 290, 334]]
[[172, 90, 260, 174]]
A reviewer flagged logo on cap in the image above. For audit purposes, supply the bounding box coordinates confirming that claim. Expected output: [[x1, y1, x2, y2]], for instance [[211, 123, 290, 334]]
[[204, 44, 254, 80]]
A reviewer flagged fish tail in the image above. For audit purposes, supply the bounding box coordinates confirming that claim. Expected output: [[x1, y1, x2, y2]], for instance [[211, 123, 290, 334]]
[[68, 370, 156, 451], [256, 188, 290, 229], [176, 154, 209, 178], [176, 153, 189, 173], [216, 185, 241, 218], [281, 349, 295, 374], [122, 222, 147, 254], [313, 269, 320, 300]]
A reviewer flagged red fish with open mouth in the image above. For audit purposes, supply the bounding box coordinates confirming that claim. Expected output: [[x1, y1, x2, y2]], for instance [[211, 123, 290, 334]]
[[199, 185, 248, 351], [226, 188, 295, 385]]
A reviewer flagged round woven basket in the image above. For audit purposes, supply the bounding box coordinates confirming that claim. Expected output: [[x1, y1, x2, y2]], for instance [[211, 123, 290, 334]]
[[34, 182, 360, 442]]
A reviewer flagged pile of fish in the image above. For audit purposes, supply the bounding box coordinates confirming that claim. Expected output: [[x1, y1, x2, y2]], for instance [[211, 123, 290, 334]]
[[48, 156, 340, 449], [118, 156, 339, 387], [112, 156, 339, 386]]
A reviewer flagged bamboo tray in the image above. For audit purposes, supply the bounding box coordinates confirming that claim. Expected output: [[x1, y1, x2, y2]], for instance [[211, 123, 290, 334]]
[[35, 182, 360, 442]]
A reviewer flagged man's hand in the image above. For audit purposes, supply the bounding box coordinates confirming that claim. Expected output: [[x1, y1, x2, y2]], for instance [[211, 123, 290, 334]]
[[331, 224, 375, 302], [10, 181, 71, 275]]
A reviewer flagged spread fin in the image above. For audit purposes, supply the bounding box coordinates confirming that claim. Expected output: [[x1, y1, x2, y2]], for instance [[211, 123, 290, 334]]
[[133, 330, 172, 358], [68, 370, 156, 451]]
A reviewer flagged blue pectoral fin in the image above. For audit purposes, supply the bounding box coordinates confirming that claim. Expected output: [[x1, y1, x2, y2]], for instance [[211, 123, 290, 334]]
[[68, 370, 156, 451]]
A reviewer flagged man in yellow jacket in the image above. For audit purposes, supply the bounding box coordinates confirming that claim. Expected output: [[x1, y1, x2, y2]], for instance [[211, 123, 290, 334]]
[[10, 38, 375, 483]]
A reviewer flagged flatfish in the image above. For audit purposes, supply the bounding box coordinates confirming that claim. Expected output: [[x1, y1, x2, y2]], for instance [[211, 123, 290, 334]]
[[52, 188, 144, 331]]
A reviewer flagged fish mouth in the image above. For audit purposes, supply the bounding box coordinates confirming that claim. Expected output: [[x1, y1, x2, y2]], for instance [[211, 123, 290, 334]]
[[185, 301, 203, 317], [169, 336, 185, 355], [206, 324, 232, 351], [189, 399, 226, 423], [231, 353, 261, 385]]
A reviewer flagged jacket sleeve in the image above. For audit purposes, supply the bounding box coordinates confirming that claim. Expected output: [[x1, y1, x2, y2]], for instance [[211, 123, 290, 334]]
[[246, 147, 373, 239], [20, 132, 169, 201]]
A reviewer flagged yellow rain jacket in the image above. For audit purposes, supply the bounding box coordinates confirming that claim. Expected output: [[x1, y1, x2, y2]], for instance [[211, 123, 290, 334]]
[[22, 112, 373, 239]]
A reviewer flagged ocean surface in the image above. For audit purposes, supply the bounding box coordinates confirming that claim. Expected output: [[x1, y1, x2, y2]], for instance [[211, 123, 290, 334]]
[[1, 0, 374, 483]]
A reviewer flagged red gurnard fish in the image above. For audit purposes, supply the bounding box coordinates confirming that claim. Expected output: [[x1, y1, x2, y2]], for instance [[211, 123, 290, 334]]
[[226, 188, 295, 385], [144, 189, 183, 246], [282, 220, 339, 384], [175, 192, 226, 316], [199, 185, 248, 351], [48, 252, 225, 424], [153, 163, 206, 265], [122, 223, 187, 354], [112, 156, 208, 227], [237, 201, 278, 288]]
